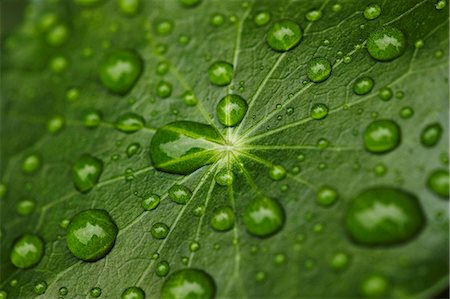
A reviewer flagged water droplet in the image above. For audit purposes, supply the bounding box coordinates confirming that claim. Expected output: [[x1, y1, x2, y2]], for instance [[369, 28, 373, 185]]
[[156, 261, 170, 277], [156, 61, 170, 75], [364, 119, 400, 154], [22, 153, 42, 174], [353, 76, 374, 95], [286, 107, 294, 115], [420, 122, 442, 147], [255, 271, 267, 282], [215, 168, 235, 186], [396, 90, 405, 99], [72, 154, 103, 193], [254, 11, 270, 26], [83, 111, 102, 128], [330, 252, 349, 270], [9, 280, 18, 288], [316, 186, 338, 207], [436, 0, 447, 9], [331, 4, 342, 12], [317, 138, 330, 149], [269, 165, 286, 181], [142, 194, 161, 211], [297, 153, 305, 162], [66, 87, 80, 102], [361, 274, 388, 298], [427, 169, 449, 198], [306, 9, 323, 22], [49, 55, 68, 73], [367, 27, 406, 61], [434, 49, 444, 58], [126, 142, 141, 158], [182, 91, 198, 106], [161, 269, 216, 299], [210, 14, 225, 27], [115, 113, 145, 133], [90, 287, 102, 298], [33, 280, 48, 295], [364, 4, 381, 20], [310, 103, 329, 120], [118, 0, 141, 16], [179, 35, 190, 45], [216, 94, 248, 127], [10, 234, 44, 269], [378, 87, 393, 101], [266, 20, 302, 52], [46, 115, 65, 134], [208, 61, 233, 86], [244, 197, 285, 237], [0, 291, 6, 299], [99, 50, 143, 95], [374, 163, 387, 176], [151, 223, 170, 239], [189, 241, 200, 252], [345, 187, 425, 245], [399, 106, 414, 119], [46, 24, 69, 46], [121, 286, 145, 299], [307, 57, 331, 83], [66, 209, 118, 261], [16, 198, 36, 216], [414, 39, 424, 49], [193, 205, 204, 217], [156, 20, 173, 36], [156, 80, 173, 98], [210, 206, 235, 232], [168, 184, 192, 204], [59, 287, 68, 296], [274, 253, 286, 264], [180, 0, 202, 7]]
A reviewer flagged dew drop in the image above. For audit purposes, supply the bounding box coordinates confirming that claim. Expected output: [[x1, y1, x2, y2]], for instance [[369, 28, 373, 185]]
[[215, 168, 235, 186], [420, 122, 443, 147], [22, 153, 42, 174], [66, 209, 118, 261], [90, 287, 102, 298], [156, 80, 173, 98], [126, 142, 141, 157], [361, 274, 388, 298], [16, 198, 36, 216], [331, 3, 342, 12], [307, 57, 332, 83], [182, 91, 198, 106], [364, 4, 381, 20], [216, 94, 248, 127], [151, 223, 170, 239], [66, 87, 80, 102], [345, 187, 425, 245], [254, 11, 270, 26], [156, 61, 170, 75], [142, 194, 161, 211], [189, 241, 200, 252], [156, 20, 173, 36], [353, 76, 374, 95], [59, 287, 68, 296], [363, 119, 401, 154], [266, 20, 302, 52], [310, 103, 329, 120], [72, 154, 103, 193], [118, 0, 141, 16], [436, 0, 447, 9], [33, 280, 48, 295], [10, 234, 44, 269], [306, 9, 322, 22], [399, 106, 414, 119], [427, 169, 449, 198], [274, 253, 286, 264], [180, 0, 202, 7], [83, 111, 102, 128], [208, 61, 233, 86], [46, 24, 69, 46], [210, 14, 225, 27], [367, 27, 406, 61], [99, 50, 143, 95], [115, 113, 145, 133], [378, 87, 393, 101], [374, 163, 387, 176], [47, 115, 65, 134], [121, 286, 145, 299], [169, 184, 192, 204], [210, 206, 235, 232], [269, 165, 286, 181], [244, 197, 285, 237], [316, 186, 338, 207], [156, 261, 170, 277], [330, 252, 349, 270], [49, 55, 68, 73], [161, 269, 216, 299], [0, 291, 6, 299]]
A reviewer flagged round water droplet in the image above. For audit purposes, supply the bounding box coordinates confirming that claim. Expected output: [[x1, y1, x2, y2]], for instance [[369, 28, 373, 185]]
[[169, 184, 192, 204], [374, 163, 387, 176], [310, 103, 329, 120], [151, 223, 170, 239], [46, 24, 69, 46], [180, 0, 201, 7], [363, 119, 401, 153], [420, 122, 442, 147], [49, 55, 68, 73], [254, 11, 270, 26], [216, 94, 248, 127], [115, 113, 145, 133], [142, 194, 161, 211], [33, 281, 47, 295], [66, 209, 118, 261], [244, 197, 285, 237], [156, 20, 173, 36], [182, 91, 198, 106], [22, 153, 42, 174], [266, 20, 302, 52], [361, 274, 388, 298], [306, 9, 322, 22], [210, 14, 225, 27], [399, 106, 414, 119], [269, 165, 286, 181], [189, 241, 200, 252], [59, 287, 68, 296], [210, 206, 235, 232], [121, 286, 145, 299], [47, 115, 65, 134], [83, 111, 102, 128], [150, 121, 224, 174], [208, 61, 233, 86], [364, 4, 381, 20], [161, 269, 216, 299], [156, 81, 173, 98], [118, 0, 141, 16], [16, 198, 36, 216], [90, 287, 102, 298], [367, 27, 406, 61], [353, 76, 374, 95], [215, 168, 235, 186], [427, 169, 449, 198], [10, 234, 44, 269], [126, 142, 141, 157], [345, 187, 425, 245], [156, 261, 170, 277], [72, 154, 104, 193], [378, 87, 393, 101], [330, 252, 349, 270], [317, 186, 338, 207], [436, 0, 447, 9], [156, 61, 170, 75], [99, 50, 143, 95], [307, 57, 331, 83], [332, 3, 342, 12]]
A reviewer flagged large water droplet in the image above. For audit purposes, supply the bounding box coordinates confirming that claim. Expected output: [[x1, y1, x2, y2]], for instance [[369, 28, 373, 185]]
[[244, 197, 285, 237], [208, 61, 233, 86], [345, 187, 425, 245], [10, 234, 44, 269], [427, 169, 449, 198], [266, 20, 302, 52], [72, 154, 104, 193], [161, 269, 216, 299], [307, 57, 331, 83], [420, 123, 443, 147], [210, 206, 235, 232], [367, 27, 406, 61], [121, 286, 145, 299], [99, 50, 143, 95], [150, 121, 224, 174], [216, 94, 248, 127], [66, 209, 118, 261], [363, 119, 401, 153], [115, 113, 145, 133]]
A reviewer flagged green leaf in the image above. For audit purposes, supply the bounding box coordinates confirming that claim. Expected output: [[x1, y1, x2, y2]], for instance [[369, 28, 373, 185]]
[[1, 0, 448, 298]]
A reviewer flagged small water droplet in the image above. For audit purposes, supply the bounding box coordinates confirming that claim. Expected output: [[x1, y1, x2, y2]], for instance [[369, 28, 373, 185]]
[[46, 24, 69, 46], [435, 0, 447, 9], [244, 197, 285, 237], [210, 206, 235, 232], [151, 222, 170, 239], [254, 11, 270, 26], [208, 61, 233, 86], [161, 269, 216, 299], [353, 76, 374, 95], [115, 113, 145, 133], [118, 0, 141, 16], [10, 234, 44, 269], [121, 286, 145, 299], [267, 20, 302, 52], [90, 287, 102, 298], [49, 55, 68, 73], [156, 80, 173, 98], [378, 87, 393, 101], [399, 106, 414, 119], [156, 261, 170, 277], [47, 115, 65, 134], [216, 94, 248, 126], [306, 9, 323, 22], [361, 274, 388, 298], [269, 165, 286, 181], [363, 119, 400, 154], [142, 194, 161, 211], [189, 241, 200, 252], [59, 286, 68, 296], [316, 186, 338, 207], [364, 4, 381, 20], [72, 154, 103, 193], [331, 4, 342, 12], [215, 168, 235, 186], [156, 20, 173, 36], [33, 281, 48, 295], [421, 123, 443, 147], [307, 57, 332, 83], [330, 252, 349, 270], [168, 184, 192, 204], [83, 111, 102, 128], [16, 198, 36, 216], [22, 153, 42, 174], [310, 103, 329, 120], [374, 163, 387, 176], [427, 169, 449, 198]]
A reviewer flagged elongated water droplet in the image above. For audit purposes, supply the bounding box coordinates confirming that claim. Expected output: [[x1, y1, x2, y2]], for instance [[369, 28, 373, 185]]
[[364, 4, 381, 20], [367, 27, 406, 61], [307, 57, 331, 83], [150, 121, 224, 174], [151, 223, 170, 239], [10, 234, 44, 269], [161, 269, 216, 299], [99, 50, 143, 95], [353, 76, 374, 95], [122, 286, 145, 299], [310, 103, 329, 119], [115, 113, 145, 133], [436, 0, 447, 9], [169, 184, 192, 204], [208, 61, 233, 86], [363, 119, 401, 153], [244, 197, 285, 237], [254, 11, 270, 26], [427, 169, 449, 198], [22, 153, 42, 174], [142, 194, 161, 211], [72, 154, 104, 193], [345, 187, 425, 245], [210, 206, 235, 231], [180, 0, 202, 7], [266, 20, 302, 52], [216, 94, 248, 127], [66, 209, 118, 261], [420, 123, 442, 147]]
